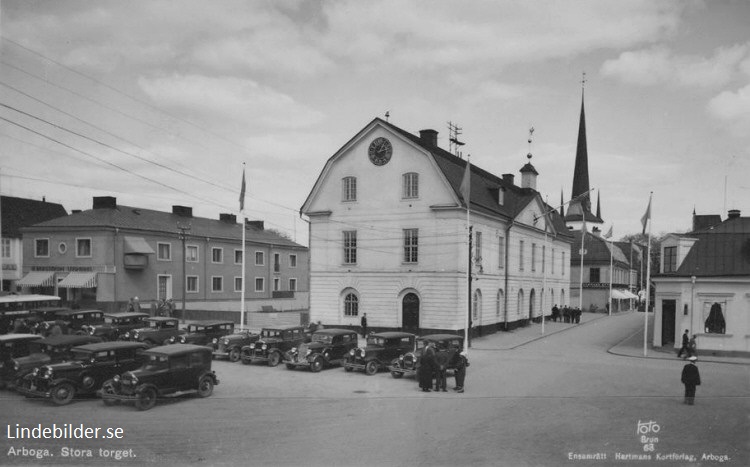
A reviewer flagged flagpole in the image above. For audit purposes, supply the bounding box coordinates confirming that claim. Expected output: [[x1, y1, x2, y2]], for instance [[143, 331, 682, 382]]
[[643, 192, 653, 356], [239, 164, 247, 331], [542, 196, 548, 335], [578, 221, 585, 312], [608, 230, 613, 316], [461, 155, 471, 354]]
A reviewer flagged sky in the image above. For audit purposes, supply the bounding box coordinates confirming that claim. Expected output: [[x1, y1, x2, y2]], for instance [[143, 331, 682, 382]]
[[1, 0, 749, 247]]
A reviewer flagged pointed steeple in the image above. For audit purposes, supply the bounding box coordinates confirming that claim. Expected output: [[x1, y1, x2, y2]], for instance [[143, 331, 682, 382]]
[[571, 90, 591, 213], [596, 191, 601, 219]]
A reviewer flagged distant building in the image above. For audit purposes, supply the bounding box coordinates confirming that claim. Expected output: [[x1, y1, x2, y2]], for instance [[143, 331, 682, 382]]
[[1, 195, 67, 292], [19, 196, 309, 316], [652, 209, 750, 355], [301, 118, 573, 335]]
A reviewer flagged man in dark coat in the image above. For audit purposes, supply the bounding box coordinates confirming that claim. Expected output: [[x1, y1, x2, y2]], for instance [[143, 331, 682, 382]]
[[434, 347, 449, 392], [360, 313, 368, 337], [677, 329, 690, 358], [681, 357, 701, 405], [418, 342, 436, 392], [452, 351, 469, 393]]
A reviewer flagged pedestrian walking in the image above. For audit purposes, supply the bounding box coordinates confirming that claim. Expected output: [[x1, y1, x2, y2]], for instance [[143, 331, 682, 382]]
[[681, 356, 701, 405], [452, 351, 469, 393], [360, 313, 368, 337], [418, 341, 436, 392], [563, 307, 570, 323], [677, 329, 690, 358], [551, 304, 560, 322]]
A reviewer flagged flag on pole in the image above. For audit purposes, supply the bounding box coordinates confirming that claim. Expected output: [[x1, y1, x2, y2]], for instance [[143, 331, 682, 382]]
[[603, 225, 613, 239], [239, 167, 246, 212], [459, 158, 471, 204], [641, 195, 652, 234]]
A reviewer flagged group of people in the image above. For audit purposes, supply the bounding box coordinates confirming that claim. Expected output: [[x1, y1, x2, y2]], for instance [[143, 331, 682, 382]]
[[676, 329, 698, 359], [417, 342, 469, 394], [550, 304, 582, 323]]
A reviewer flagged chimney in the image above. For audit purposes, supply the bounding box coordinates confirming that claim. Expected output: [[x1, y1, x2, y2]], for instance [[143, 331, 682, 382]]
[[727, 209, 741, 219], [502, 173, 515, 185], [93, 196, 117, 209], [220, 213, 237, 223], [172, 205, 193, 217], [419, 129, 438, 147], [246, 220, 264, 230]]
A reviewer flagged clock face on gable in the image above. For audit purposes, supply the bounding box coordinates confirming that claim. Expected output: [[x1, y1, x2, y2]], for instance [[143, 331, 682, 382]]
[[368, 137, 393, 166]]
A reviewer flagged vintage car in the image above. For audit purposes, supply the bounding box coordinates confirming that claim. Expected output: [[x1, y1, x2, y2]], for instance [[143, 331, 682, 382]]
[[170, 321, 234, 346], [18, 341, 148, 405], [212, 329, 259, 362], [0, 334, 44, 389], [100, 344, 219, 411], [344, 332, 416, 375], [122, 317, 185, 346], [240, 325, 310, 366], [81, 312, 150, 341], [25, 307, 72, 332], [36, 309, 105, 336], [283, 329, 358, 372], [388, 334, 464, 379], [1, 334, 101, 389]]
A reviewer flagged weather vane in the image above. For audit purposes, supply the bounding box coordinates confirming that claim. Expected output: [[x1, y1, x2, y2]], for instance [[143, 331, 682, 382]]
[[385, 110, 390, 122], [527, 126, 535, 160], [581, 72, 586, 90]]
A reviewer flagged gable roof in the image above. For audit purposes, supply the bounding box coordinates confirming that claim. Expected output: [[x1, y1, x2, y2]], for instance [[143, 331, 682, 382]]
[[663, 216, 750, 277], [302, 117, 572, 240], [23, 202, 306, 250], [1, 196, 67, 238], [570, 230, 631, 266]]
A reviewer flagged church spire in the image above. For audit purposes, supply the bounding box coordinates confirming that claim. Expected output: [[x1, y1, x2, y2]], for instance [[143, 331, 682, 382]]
[[571, 76, 591, 213]]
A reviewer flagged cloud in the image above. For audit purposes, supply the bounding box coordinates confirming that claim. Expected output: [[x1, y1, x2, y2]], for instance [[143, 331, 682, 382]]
[[707, 83, 750, 135], [137, 74, 324, 130], [601, 43, 750, 87]]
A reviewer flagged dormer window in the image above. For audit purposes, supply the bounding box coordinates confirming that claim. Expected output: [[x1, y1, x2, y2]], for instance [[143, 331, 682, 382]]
[[342, 176, 357, 202], [663, 246, 677, 273], [489, 187, 504, 205]]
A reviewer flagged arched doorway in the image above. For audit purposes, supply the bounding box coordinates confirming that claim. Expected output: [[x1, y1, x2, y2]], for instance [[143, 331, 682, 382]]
[[402, 293, 420, 333], [472, 289, 482, 336], [517, 289, 524, 323], [529, 289, 536, 322]]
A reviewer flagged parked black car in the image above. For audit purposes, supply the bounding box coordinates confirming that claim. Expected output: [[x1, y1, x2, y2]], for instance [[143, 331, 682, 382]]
[[212, 329, 259, 362], [241, 325, 310, 366], [170, 321, 234, 346], [388, 334, 464, 379], [122, 317, 185, 346], [344, 332, 416, 375], [0, 334, 44, 389], [18, 341, 148, 405], [81, 312, 150, 341], [36, 309, 105, 336], [100, 344, 219, 411], [283, 329, 358, 372], [1, 334, 101, 389]]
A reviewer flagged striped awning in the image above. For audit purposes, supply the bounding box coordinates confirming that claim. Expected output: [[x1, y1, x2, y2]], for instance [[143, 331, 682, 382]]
[[611, 289, 638, 300], [57, 272, 98, 288], [123, 236, 155, 254], [16, 271, 56, 287]]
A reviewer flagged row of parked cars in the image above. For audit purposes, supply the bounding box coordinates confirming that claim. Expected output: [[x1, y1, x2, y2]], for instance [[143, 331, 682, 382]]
[[1, 313, 464, 411]]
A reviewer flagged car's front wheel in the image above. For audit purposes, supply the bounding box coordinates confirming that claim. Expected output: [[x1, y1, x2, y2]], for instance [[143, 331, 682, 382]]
[[228, 348, 240, 362], [135, 387, 157, 411], [197, 376, 214, 398], [51, 383, 76, 405], [268, 352, 281, 367], [310, 356, 324, 373], [101, 380, 118, 406], [365, 360, 379, 376]]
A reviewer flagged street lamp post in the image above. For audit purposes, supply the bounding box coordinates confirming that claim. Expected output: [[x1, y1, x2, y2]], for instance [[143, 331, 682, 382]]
[[177, 223, 191, 324]]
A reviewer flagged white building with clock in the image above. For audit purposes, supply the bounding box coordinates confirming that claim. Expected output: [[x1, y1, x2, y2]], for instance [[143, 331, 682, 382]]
[[300, 117, 573, 336]]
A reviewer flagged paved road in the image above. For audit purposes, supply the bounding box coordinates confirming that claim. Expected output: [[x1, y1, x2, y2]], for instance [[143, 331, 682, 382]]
[[1, 312, 747, 466]]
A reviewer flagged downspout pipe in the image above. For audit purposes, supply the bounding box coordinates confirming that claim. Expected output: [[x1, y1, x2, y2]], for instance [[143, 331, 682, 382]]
[[504, 220, 514, 330]]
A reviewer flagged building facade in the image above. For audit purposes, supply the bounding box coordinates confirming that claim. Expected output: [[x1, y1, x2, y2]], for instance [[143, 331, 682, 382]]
[[1, 196, 67, 293], [19, 196, 309, 316], [301, 118, 573, 335], [652, 210, 750, 355]]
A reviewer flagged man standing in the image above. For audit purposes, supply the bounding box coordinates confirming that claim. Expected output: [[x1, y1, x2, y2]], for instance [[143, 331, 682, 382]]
[[419, 342, 436, 392], [681, 356, 701, 405], [360, 313, 368, 337], [677, 329, 690, 358], [453, 351, 468, 393]]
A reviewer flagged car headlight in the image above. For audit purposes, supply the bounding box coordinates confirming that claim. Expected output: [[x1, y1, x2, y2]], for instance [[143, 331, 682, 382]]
[[44, 367, 53, 379], [305, 348, 312, 356], [179, 336, 186, 343], [133, 331, 139, 339], [249, 343, 255, 349], [113, 375, 120, 382], [212, 338, 218, 344], [261, 344, 267, 350], [88, 327, 95, 335], [223, 339, 229, 346], [290, 347, 297, 354], [169, 336, 176, 343], [13, 361, 20, 371], [32, 367, 40, 376], [130, 374, 138, 384], [123, 332, 130, 339]]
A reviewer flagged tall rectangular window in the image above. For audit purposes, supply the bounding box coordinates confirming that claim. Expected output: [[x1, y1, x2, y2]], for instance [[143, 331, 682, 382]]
[[186, 276, 199, 293], [234, 249, 243, 264], [562, 251, 566, 276], [519, 240, 525, 271], [475, 231, 482, 263], [343, 231, 357, 264], [274, 253, 280, 273], [255, 277, 264, 292], [403, 229, 418, 263], [498, 236, 505, 269], [402, 172, 419, 199], [76, 238, 92, 257], [211, 276, 223, 292], [342, 176, 357, 202], [531, 243, 537, 272], [157, 243, 171, 261], [552, 248, 556, 274], [589, 268, 600, 283], [289, 254, 297, 268], [1, 238, 10, 259], [663, 246, 677, 273], [186, 245, 199, 262], [255, 251, 264, 265], [234, 277, 242, 292], [273, 278, 280, 291], [35, 238, 49, 257], [212, 247, 223, 263], [542, 245, 546, 273], [289, 278, 297, 291]]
